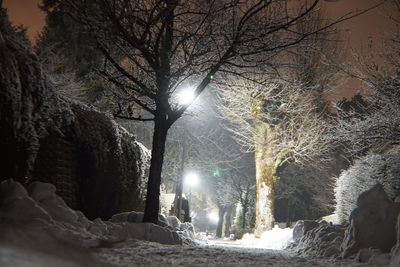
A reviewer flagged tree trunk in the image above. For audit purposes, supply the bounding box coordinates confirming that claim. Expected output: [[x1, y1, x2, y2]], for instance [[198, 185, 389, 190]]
[[242, 204, 248, 229], [216, 205, 226, 238], [224, 205, 234, 237], [241, 190, 250, 229], [143, 117, 169, 224], [285, 198, 291, 228], [254, 126, 282, 237]]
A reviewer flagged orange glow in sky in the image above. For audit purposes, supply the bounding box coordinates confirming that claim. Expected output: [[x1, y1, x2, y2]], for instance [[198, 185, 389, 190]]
[[3, 0, 399, 100], [3, 0, 45, 41]]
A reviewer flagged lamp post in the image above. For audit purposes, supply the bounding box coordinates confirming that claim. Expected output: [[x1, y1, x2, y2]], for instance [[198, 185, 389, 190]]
[[175, 136, 186, 221], [174, 87, 195, 221]]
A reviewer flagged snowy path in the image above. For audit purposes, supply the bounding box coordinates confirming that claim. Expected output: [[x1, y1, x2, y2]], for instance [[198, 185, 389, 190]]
[[93, 239, 367, 267]]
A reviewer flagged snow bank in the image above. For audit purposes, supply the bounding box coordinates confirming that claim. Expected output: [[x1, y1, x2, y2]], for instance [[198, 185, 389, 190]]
[[291, 221, 345, 258], [0, 179, 196, 249], [291, 185, 400, 265], [236, 225, 293, 250]]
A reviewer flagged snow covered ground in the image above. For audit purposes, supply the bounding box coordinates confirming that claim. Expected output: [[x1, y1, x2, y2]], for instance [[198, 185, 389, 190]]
[[0, 225, 370, 267], [0, 180, 389, 266], [93, 239, 368, 267], [235, 226, 293, 250], [91, 226, 379, 266]]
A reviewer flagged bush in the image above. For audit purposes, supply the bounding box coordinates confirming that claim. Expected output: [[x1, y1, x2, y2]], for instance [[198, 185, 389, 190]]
[[334, 149, 400, 222]]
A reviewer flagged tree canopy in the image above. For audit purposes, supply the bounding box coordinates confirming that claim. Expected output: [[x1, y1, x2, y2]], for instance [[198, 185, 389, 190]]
[[61, 0, 358, 223]]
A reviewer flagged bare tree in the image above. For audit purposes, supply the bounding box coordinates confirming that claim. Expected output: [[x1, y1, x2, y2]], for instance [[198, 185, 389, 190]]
[[38, 47, 89, 101], [217, 77, 336, 234], [203, 159, 255, 238], [63, 0, 361, 223], [216, 10, 346, 235], [173, 96, 257, 236], [225, 155, 256, 230], [187, 109, 249, 237], [334, 89, 400, 156], [333, 1, 400, 157]]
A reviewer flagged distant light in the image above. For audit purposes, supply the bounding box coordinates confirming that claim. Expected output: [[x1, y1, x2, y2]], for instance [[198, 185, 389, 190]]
[[178, 89, 195, 105], [209, 74, 215, 80], [184, 172, 199, 187], [213, 168, 220, 177], [208, 211, 219, 223]]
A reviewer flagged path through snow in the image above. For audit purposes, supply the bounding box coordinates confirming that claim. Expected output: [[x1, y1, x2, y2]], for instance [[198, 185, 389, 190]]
[[93, 239, 368, 267]]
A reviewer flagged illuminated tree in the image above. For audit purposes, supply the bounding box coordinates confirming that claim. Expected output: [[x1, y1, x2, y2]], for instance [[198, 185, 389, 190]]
[[217, 10, 345, 235], [63, 0, 354, 224]]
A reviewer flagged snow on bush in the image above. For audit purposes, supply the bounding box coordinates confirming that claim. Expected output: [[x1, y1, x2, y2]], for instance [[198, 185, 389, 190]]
[[236, 226, 293, 250], [334, 149, 400, 222]]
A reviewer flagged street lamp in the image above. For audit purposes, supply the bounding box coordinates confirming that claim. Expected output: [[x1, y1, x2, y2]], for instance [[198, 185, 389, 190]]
[[184, 172, 199, 187], [178, 88, 195, 105], [205, 210, 219, 236], [208, 211, 219, 223], [173, 88, 195, 221], [184, 171, 199, 210]]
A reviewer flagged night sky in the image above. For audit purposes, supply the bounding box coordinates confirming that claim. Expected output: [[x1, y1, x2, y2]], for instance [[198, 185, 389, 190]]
[[3, 0, 399, 100], [3, 0, 45, 40]]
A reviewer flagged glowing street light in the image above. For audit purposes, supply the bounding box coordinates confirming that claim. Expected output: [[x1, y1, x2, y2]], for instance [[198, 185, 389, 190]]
[[184, 171, 199, 213], [184, 172, 199, 187], [178, 88, 195, 105], [208, 211, 219, 223]]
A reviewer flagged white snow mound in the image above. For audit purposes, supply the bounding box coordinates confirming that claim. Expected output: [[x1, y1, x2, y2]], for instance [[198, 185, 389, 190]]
[[236, 225, 293, 250], [0, 179, 195, 246]]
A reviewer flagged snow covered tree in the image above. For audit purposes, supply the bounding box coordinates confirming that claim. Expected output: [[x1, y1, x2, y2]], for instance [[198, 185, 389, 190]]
[[334, 75, 400, 157], [226, 154, 256, 231], [184, 104, 256, 237], [333, 0, 400, 157], [218, 78, 334, 235], [36, 0, 109, 104], [206, 153, 256, 238], [216, 10, 346, 235], [331, 2, 400, 223]]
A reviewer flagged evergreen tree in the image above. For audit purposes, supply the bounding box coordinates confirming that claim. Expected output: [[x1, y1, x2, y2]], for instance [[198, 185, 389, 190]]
[[1, 2, 30, 46], [36, 0, 107, 105]]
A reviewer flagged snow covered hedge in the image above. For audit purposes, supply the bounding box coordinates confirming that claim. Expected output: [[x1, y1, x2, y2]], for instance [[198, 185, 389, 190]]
[[0, 8, 150, 220], [334, 149, 400, 222]]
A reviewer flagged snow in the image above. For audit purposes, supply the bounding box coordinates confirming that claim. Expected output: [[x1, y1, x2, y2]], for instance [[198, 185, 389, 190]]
[[0, 179, 387, 266], [160, 193, 175, 215], [0, 225, 378, 267], [236, 226, 293, 250], [93, 239, 365, 267], [0, 179, 189, 247], [334, 149, 400, 222], [321, 214, 339, 225]]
